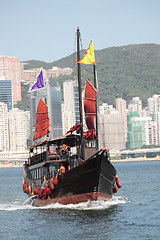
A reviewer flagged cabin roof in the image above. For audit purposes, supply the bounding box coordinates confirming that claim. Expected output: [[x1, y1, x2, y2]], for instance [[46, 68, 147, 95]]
[[29, 134, 80, 150]]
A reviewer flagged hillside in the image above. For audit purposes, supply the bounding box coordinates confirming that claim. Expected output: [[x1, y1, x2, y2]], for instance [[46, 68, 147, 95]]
[[19, 43, 160, 109]]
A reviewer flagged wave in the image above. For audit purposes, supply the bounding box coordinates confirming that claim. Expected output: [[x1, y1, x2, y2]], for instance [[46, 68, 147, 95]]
[[0, 195, 129, 211]]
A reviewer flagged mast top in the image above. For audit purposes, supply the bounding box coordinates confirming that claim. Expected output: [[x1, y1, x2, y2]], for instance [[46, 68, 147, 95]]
[[77, 27, 80, 37]]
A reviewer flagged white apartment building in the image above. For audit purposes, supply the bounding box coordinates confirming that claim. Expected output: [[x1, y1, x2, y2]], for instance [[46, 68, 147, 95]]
[[63, 80, 80, 134], [62, 109, 76, 135], [8, 108, 30, 151], [148, 95, 160, 113], [99, 103, 115, 115], [0, 102, 9, 151], [128, 97, 142, 116], [98, 107, 126, 151], [116, 98, 127, 140]]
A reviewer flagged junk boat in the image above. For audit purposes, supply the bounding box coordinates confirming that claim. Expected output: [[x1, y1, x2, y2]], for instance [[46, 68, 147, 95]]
[[23, 28, 121, 207]]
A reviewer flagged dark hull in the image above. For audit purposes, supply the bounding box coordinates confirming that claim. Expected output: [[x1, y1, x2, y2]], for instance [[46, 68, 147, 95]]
[[31, 152, 116, 207]]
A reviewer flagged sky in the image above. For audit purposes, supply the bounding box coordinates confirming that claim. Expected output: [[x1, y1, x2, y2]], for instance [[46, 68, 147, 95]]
[[1, 0, 160, 63]]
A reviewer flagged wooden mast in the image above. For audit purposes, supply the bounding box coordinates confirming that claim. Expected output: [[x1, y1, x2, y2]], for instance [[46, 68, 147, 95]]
[[93, 64, 99, 150], [77, 27, 85, 160]]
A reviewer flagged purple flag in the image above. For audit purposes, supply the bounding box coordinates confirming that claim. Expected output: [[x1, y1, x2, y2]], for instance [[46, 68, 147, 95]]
[[30, 70, 44, 91]]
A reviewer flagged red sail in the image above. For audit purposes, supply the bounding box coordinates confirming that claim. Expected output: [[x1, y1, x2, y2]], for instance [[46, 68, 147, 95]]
[[33, 99, 50, 141], [84, 80, 97, 140]]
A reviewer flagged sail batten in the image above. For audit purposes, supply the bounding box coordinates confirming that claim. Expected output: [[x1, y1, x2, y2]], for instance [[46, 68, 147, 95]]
[[33, 99, 50, 141], [34, 125, 49, 133], [36, 112, 48, 114]]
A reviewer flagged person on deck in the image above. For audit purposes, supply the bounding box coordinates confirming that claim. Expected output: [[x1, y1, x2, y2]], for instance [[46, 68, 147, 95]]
[[59, 164, 65, 175], [61, 144, 68, 152], [61, 144, 69, 159]]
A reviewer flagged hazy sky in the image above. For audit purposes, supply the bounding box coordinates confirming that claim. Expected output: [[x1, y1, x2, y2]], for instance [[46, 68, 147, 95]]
[[0, 0, 160, 62]]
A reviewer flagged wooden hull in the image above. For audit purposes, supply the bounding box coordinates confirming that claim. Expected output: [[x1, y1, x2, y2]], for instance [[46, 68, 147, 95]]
[[30, 152, 116, 207], [34, 192, 112, 207]]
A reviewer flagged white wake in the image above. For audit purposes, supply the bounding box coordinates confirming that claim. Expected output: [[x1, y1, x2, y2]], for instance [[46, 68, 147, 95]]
[[43, 195, 129, 210], [0, 195, 129, 211]]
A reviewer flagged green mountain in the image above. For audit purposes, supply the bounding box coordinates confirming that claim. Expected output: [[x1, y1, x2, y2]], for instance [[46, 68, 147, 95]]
[[17, 43, 160, 110]]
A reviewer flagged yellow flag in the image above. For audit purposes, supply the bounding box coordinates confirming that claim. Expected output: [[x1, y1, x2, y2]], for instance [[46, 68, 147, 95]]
[[77, 40, 95, 64]]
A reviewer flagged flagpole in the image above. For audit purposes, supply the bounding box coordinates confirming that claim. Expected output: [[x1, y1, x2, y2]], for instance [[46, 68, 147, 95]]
[[77, 27, 85, 160], [93, 64, 99, 150]]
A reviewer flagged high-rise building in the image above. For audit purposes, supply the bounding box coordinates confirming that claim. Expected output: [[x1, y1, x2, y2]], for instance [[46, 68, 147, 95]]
[[46, 81, 63, 138], [148, 97, 154, 114], [0, 80, 12, 110], [99, 103, 115, 115], [63, 80, 80, 134], [0, 102, 30, 151], [99, 108, 126, 151], [0, 102, 9, 151], [148, 122, 157, 145], [116, 98, 127, 140], [148, 95, 160, 113], [147, 95, 160, 144], [8, 108, 30, 151], [0, 56, 22, 103], [128, 97, 142, 116], [30, 80, 63, 145], [148, 112, 160, 144], [30, 88, 46, 143], [127, 112, 147, 149]]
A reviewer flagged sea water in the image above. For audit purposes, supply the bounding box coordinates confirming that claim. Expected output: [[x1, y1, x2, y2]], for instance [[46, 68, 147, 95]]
[[0, 161, 159, 240]]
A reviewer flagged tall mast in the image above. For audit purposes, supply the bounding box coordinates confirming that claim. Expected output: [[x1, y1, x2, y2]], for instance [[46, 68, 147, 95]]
[[93, 64, 99, 149], [77, 27, 85, 160]]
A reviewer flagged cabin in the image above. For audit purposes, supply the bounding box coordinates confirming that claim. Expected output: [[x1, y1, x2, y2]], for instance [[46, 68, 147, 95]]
[[23, 134, 81, 189]]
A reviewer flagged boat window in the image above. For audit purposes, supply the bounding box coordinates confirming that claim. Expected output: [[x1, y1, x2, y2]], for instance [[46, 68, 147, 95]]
[[36, 169, 39, 179], [31, 170, 34, 180], [39, 168, 42, 179], [43, 145, 47, 152], [49, 166, 56, 178], [39, 168, 41, 179], [86, 140, 96, 148], [43, 167, 48, 176]]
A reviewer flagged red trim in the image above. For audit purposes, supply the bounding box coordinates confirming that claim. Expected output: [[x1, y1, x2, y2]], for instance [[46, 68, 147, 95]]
[[33, 192, 112, 207]]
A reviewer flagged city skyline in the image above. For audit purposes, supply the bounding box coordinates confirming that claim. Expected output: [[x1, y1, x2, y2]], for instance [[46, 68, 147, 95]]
[[1, 0, 160, 62], [1, 89, 160, 152]]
